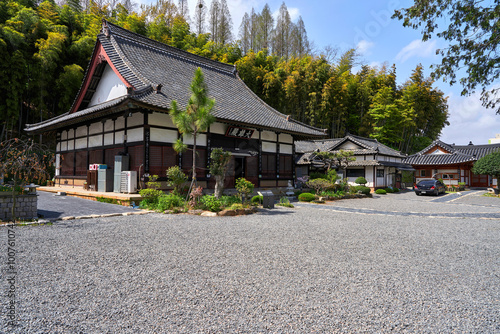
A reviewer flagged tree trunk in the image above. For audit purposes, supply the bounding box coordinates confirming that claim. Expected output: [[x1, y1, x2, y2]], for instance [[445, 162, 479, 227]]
[[214, 175, 224, 198]]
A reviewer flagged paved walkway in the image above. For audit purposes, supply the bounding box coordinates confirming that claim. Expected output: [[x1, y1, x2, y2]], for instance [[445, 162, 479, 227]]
[[37, 190, 143, 221]]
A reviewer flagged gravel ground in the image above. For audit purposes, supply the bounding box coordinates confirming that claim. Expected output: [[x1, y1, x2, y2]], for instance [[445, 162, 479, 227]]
[[1, 192, 499, 333]]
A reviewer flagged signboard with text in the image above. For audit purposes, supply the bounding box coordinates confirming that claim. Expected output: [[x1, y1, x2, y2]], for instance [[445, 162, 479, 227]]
[[225, 126, 254, 139]]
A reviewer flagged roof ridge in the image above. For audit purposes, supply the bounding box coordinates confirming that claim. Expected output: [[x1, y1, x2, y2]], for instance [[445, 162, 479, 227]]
[[104, 20, 236, 76]]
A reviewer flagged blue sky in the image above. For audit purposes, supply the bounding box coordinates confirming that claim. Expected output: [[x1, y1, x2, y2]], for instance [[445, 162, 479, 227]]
[[138, 0, 500, 145]]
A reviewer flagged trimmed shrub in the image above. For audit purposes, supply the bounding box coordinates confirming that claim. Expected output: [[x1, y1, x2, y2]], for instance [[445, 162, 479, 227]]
[[355, 177, 367, 185], [393, 187, 400, 192], [200, 195, 223, 212], [306, 178, 333, 194], [355, 186, 371, 195], [309, 172, 327, 180], [384, 187, 394, 193], [220, 195, 241, 207], [375, 189, 387, 195], [251, 195, 263, 205], [298, 192, 315, 202], [157, 194, 184, 211]]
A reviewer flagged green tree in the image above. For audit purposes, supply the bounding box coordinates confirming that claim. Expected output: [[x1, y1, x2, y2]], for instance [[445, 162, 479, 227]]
[[209, 147, 231, 198], [169, 67, 215, 191], [472, 151, 500, 182], [393, 1, 500, 113]]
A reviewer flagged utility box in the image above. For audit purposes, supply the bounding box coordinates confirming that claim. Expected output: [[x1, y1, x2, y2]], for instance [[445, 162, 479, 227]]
[[98, 168, 113, 192], [114, 155, 129, 193], [121, 171, 137, 194], [258, 190, 274, 209]]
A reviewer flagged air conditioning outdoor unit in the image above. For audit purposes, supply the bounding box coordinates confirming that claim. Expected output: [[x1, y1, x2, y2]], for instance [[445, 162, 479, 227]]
[[120, 171, 137, 194]]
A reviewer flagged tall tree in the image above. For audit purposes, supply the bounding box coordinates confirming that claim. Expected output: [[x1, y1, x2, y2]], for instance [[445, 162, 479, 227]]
[[208, 0, 219, 42], [169, 68, 215, 188], [217, 0, 232, 44], [290, 16, 309, 57], [194, 0, 206, 35], [257, 3, 273, 51], [238, 12, 250, 54], [393, 0, 500, 114], [177, 0, 189, 23], [273, 2, 291, 59]]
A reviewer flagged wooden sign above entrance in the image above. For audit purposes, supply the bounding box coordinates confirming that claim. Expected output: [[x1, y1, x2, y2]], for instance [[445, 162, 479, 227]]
[[225, 126, 254, 139]]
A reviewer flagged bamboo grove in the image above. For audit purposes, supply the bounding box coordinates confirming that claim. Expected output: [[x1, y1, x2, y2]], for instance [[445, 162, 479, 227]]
[[0, 0, 449, 154]]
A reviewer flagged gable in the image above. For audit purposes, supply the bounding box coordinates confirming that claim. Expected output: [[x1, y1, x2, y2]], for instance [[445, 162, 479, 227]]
[[337, 141, 362, 150], [88, 64, 128, 107], [426, 145, 451, 155]]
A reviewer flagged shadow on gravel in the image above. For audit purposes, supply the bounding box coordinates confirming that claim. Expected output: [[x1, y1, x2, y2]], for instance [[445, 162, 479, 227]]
[[38, 209, 64, 219], [256, 209, 295, 216]]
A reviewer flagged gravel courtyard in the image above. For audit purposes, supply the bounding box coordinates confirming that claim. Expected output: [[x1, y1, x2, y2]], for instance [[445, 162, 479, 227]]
[[2, 191, 499, 333]]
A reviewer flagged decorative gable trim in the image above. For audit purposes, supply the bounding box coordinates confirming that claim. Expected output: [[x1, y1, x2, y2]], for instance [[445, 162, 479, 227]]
[[70, 42, 133, 114]]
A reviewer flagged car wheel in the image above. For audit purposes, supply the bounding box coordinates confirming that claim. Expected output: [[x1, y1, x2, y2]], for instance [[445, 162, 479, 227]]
[[416, 192, 421, 196]]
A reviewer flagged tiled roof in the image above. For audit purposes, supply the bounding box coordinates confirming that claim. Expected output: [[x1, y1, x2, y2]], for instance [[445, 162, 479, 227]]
[[26, 21, 325, 138], [296, 135, 406, 158], [404, 139, 500, 166]]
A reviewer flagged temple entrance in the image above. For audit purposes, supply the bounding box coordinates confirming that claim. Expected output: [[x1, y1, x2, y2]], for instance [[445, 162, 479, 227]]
[[234, 157, 245, 179]]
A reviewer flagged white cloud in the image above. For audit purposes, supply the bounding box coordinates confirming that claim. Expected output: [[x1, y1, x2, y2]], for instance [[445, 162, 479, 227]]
[[439, 91, 500, 145], [356, 40, 374, 55], [395, 39, 437, 63]]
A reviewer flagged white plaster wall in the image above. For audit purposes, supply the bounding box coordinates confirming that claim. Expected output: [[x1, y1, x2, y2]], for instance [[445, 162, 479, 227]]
[[88, 65, 127, 107], [183, 133, 207, 146], [338, 142, 360, 150], [104, 119, 114, 132], [127, 128, 143, 143], [280, 144, 293, 154], [104, 133, 114, 146], [67, 129, 74, 139], [76, 126, 87, 138], [67, 140, 74, 150], [439, 169, 459, 173], [149, 112, 175, 128], [261, 131, 277, 142], [151, 128, 178, 143], [262, 142, 276, 153], [279, 134, 293, 144], [128, 112, 143, 127], [56, 142, 61, 151], [115, 116, 125, 130], [61, 131, 67, 140], [210, 122, 227, 134], [115, 131, 124, 144], [89, 122, 102, 135], [89, 135, 102, 148], [75, 138, 86, 150], [365, 167, 374, 187]]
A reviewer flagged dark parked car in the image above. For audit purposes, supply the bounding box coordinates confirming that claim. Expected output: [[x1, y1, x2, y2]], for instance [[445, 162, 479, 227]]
[[415, 179, 446, 196]]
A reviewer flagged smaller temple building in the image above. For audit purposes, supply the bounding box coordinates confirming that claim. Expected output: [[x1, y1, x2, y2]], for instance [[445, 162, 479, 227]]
[[296, 135, 414, 189], [404, 140, 500, 188]]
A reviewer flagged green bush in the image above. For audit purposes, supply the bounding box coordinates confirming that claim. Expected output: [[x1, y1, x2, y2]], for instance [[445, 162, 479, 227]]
[[200, 195, 223, 212], [298, 192, 315, 202], [166, 166, 187, 195], [393, 187, 400, 192], [384, 187, 394, 193], [251, 195, 263, 205], [235, 178, 254, 202], [139, 188, 164, 208], [277, 196, 294, 208], [220, 195, 241, 207], [355, 177, 367, 185], [354, 186, 371, 195], [157, 194, 184, 211], [306, 178, 333, 194], [375, 189, 387, 195], [309, 172, 327, 180]]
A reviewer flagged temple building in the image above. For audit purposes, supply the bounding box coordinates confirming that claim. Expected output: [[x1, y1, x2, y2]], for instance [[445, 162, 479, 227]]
[[25, 20, 325, 190]]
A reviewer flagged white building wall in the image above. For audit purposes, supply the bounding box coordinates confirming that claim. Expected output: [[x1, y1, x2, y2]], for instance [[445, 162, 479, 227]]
[[88, 65, 127, 107]]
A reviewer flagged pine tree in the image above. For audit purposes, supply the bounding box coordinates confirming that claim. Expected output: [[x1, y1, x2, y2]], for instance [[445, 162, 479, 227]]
[[170, 68, 216, 189]]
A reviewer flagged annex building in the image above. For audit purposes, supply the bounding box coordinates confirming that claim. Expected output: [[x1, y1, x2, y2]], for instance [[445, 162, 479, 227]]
[[404, 140, 500, 188], [25, 20, 325, 190], [296, 135, 415, 189]]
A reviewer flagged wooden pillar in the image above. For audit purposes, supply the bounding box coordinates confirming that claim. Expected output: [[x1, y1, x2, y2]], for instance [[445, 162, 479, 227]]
[[143, 111, 150, 173], [276, 132, 280, 187], [258, 129, 262, 188]]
